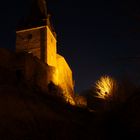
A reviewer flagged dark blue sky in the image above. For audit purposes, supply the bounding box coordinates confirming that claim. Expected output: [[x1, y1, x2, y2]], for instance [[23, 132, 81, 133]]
[[48, 0, 140, 92], [0, 0, 140, 92]]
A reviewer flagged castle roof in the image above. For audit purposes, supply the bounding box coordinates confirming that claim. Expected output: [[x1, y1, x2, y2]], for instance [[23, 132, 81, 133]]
[[16, 0, 56, 38], [17, 0, 48, 30]]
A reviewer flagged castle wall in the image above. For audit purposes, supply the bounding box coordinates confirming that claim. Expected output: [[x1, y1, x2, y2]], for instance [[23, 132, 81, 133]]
[[23, 53, 74, 103], [0, 48, 74, 104], [23, 53, 57, 92], [16, 27, 44, 59], [16, 26, 57, 67], [46, 26, 57, 67], [56, 54, 74, 98], [16, 25, 74, 104]]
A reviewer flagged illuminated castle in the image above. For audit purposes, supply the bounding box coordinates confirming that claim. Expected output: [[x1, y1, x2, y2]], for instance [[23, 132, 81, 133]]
[[16, 0, 74, 104]]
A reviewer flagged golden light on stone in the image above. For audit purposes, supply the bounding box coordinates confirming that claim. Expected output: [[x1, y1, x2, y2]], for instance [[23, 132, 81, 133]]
[[95, 75, 118, 100], [16, 2, 75, 106], [63, 90, 75, 105]]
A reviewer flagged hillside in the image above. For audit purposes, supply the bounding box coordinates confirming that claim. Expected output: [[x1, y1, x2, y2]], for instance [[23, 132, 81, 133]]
[[0, 83, 94, 140], [0, 48, 140, 140], [0, 48, 94, 140]]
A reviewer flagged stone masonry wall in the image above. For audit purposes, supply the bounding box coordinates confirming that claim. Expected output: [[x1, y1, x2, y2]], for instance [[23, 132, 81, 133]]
[[16, 26, 57, 67], [16, 27, 43, 59], [23, 53, 57, 92], [56, 54, 74, 97], [46, 26, 57, 67]]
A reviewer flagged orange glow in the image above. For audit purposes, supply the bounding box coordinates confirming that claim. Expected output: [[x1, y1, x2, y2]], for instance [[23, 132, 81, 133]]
[[16, 23, 75, 106], [95, 75, 118, 100], [75, 95, 87, 107], [63, 90, 75, 105], [52, 67, 75, 105], [52, 68, 58, 85], [56, 55, 75, 105]]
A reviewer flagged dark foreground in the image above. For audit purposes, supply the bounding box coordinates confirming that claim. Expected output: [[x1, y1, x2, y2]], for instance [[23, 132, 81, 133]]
[[0, 49, 139, 140], [0, 83, 140, 140]]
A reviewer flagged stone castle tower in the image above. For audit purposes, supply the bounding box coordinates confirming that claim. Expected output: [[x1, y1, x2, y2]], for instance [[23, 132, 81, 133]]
[[16, 16, 57, 67], [16, 0, 75, 104], [16, 0, 56, 66]]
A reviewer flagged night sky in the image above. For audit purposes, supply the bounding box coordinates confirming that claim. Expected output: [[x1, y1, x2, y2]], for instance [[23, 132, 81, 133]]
[[0, 0, 140, 92]]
